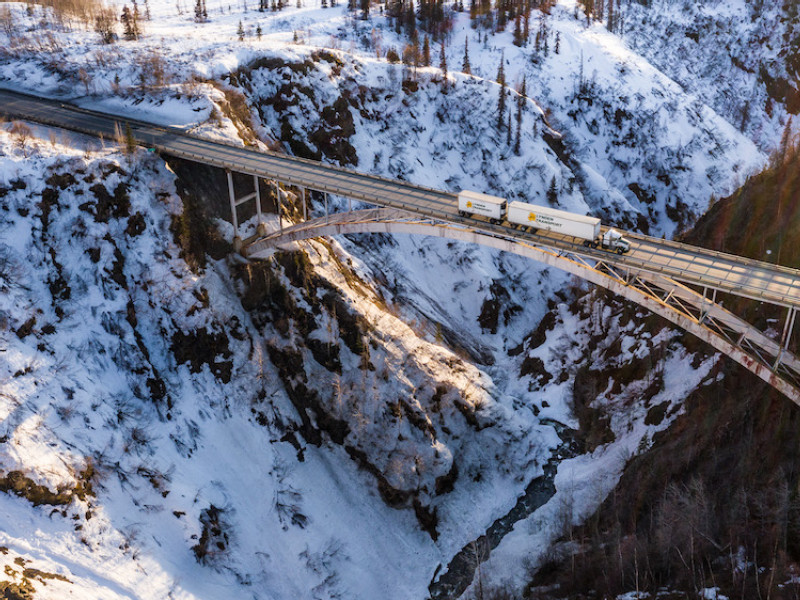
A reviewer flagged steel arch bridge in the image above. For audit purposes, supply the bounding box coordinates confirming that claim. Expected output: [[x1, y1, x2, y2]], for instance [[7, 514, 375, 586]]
[[3, 87, 799, 405], [246, 208, 800, 405]]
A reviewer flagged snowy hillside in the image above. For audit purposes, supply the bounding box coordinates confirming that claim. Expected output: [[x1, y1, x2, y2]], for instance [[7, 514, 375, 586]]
[[0, 126, 532, 599], [617, 0, 799, 152], [0, 0, 785, 597]]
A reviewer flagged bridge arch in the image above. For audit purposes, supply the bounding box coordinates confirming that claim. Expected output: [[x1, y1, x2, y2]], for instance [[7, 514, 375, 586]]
[[246, 209, 800, 405]]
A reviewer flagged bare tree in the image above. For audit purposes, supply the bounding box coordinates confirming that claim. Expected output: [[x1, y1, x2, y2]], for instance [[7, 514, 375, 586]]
[[9, 121, 33, 156]]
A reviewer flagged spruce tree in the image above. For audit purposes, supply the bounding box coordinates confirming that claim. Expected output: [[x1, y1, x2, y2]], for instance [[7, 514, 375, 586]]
[[462, 36, 471, 74], [422, 35, 431, 66], [237, 19, 244, 40], [121, 5, 135, 39], [514, 75, 525, 154], [523, 9, 529, 45], [496, 0, 506, 31], [256, 23, 262, 38], [513, 14, 522, 46], [439, 40, 448, 90], [124, 122, 136, 155], [132, 0, 141, 38], [547, 177, 558, 205], [506, 111, 512, 145], [496, 52, 506, 130]]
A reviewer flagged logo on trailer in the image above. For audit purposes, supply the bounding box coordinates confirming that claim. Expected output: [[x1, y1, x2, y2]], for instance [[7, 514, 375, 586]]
[[528, 213, 536, 222], [466, 201, 473, 208]]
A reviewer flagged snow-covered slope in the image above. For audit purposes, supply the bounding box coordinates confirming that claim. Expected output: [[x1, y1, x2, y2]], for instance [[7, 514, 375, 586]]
[[0, 0, 782, 597], [617, 0, 799, 152], [0, 130, 440, 598]]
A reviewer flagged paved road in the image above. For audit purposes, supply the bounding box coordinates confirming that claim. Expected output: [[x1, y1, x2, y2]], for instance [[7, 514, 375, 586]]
[[3, 87, 799, 309]]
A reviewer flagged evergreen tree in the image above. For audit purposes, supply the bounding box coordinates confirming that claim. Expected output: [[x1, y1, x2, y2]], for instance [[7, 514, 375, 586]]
[[121, 5, 135, 39], [496, 52, 506, 130], [360, 0, 369, 18], [513, 14, 522, 46], [132, 0, 141, 38], [506, 111, 512, 145], [237, 19, 244, 39], [256, 23, 262, 38], [144, 0, 151, 19], [124, 122, 136, 155], [403, 0, 415, 35], [462, 36, 471, 74], [514, 75, 525, 155], [555, 31, 560, 53], [422, 35, 431, 66], [496, 0, 506, 30], [523, 9, 529, 45], [439, 40, 448, 90], [606, 0, 613, 31], [547, 176, 558, 205]]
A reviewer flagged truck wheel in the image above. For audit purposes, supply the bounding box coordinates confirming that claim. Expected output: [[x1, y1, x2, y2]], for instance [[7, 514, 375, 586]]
[[616, 248, 624, 255], [591, 241, 599, 249], [582, 240, 591, 247]]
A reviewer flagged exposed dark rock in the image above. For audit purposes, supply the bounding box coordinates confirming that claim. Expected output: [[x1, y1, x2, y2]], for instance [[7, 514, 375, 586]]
[[15, 317, 36, 339], [171, 327, 233, 383]]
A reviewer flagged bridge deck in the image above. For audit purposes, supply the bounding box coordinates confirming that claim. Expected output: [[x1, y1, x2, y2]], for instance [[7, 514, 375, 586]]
[[2, 87, 799, 309]]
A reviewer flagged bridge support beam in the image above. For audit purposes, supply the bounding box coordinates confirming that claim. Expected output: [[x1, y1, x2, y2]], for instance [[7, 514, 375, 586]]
[[226, 170, 267, 249], [275, 180, 282, 232], [254, 176, 266, 236], [776, 307, 797, 370], [226, 170, 241, 250]]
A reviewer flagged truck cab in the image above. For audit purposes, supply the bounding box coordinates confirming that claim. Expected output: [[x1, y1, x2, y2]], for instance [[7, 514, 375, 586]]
[[601, 229, 631, 254]]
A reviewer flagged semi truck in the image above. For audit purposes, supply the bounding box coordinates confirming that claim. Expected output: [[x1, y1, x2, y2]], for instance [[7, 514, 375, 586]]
[[458, 191, 631, 254]]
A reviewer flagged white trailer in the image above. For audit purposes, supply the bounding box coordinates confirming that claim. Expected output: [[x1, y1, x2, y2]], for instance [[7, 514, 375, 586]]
[[508, 201, 601, 240], [458, 190, 507, 222]]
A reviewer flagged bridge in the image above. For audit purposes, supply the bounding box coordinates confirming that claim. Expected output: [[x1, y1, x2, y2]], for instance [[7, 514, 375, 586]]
[[2, 87, 799, 404]]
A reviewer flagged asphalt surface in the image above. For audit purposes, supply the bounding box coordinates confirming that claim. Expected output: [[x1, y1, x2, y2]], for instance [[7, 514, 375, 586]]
[[3, 86, 799, 309]]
